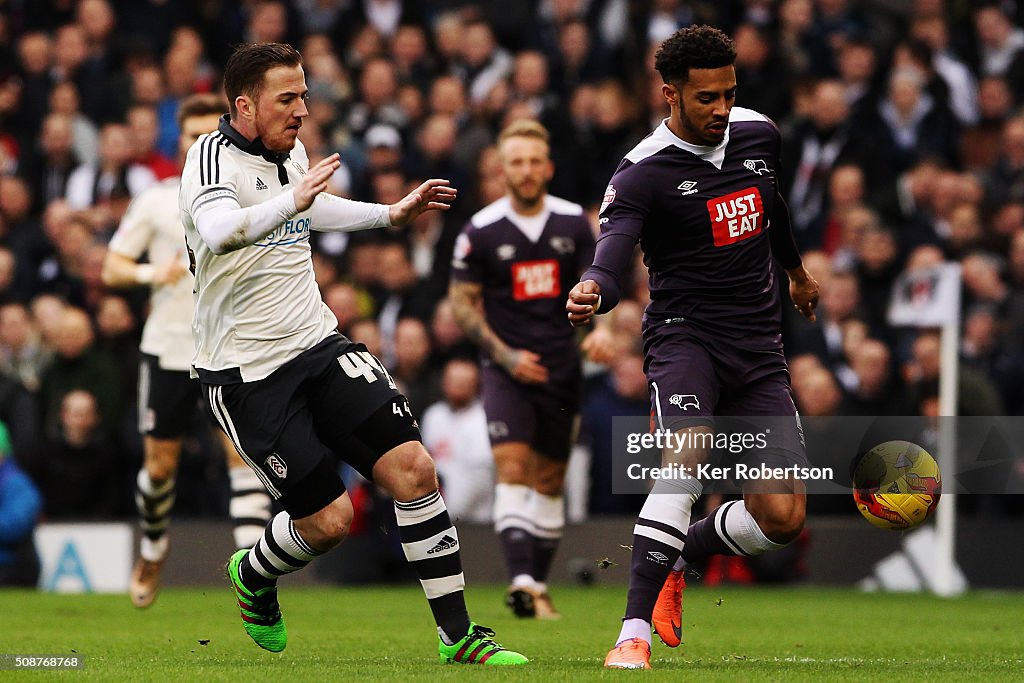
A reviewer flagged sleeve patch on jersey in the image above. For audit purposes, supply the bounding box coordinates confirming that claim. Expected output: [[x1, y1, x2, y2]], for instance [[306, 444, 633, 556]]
[[512, 259, 560, 300], [600, 184, 616, 215], [707, 187, 764, 246], [192, 188, 237, 214]]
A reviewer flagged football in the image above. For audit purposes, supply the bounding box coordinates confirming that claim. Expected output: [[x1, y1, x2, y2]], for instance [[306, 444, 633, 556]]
[[852, 440, 942, 531]]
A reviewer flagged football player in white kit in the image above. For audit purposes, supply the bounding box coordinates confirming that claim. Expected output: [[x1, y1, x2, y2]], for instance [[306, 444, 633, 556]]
[[103, 94, 272, 609], [179, 42, 527, 665]]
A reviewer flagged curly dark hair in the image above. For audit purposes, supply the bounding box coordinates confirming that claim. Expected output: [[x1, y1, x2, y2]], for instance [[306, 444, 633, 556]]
[[654, 25, 737, 84]]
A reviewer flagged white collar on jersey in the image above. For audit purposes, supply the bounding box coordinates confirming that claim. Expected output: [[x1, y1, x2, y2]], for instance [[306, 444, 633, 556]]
[[626, 108, 769, 170]]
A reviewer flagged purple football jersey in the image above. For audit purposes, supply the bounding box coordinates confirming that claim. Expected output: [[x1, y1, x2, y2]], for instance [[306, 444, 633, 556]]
[[583, 107, 788, 349], [452, 195, 595, 372]]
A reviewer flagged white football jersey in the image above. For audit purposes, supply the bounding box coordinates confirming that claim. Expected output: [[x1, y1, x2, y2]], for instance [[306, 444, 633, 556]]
[[108, 177, 194, 371], [179, 122, 338, 382]]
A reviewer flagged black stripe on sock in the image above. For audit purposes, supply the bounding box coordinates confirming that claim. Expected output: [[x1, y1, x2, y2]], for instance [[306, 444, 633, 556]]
[[231, 488, 268, 497], [395, 490, 441, 510], [399, 513, 452, 543], [717, 501, 751, 557], [496, 513, 536, 529], [288, 521, 320, 557], [232, 516, 271, 528], [252, 542, 289, 577], [636, 517, 688, 544], [263, 530, 306, 569], [410, 552, 463, 580]]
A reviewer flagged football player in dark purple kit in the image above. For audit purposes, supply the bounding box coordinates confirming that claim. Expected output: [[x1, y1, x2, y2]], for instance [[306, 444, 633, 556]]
[[566, 26, 820, 669], [450, 119, 612, 620]]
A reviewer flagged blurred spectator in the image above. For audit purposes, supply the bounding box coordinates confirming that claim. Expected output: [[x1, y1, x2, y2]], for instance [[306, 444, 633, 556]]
[[392, 316, 442, 417], [0, 422, 42, 587], [0, 301, 52, 392], [864, 65, 959, 182], [420, 358, 494, 523], [972, 3, 1024, 81], [375, 240, 436, 363], [984, 115, 1024, 207], [38, 306, 122, 441], [835, 37, 878, 117], [781, 79, 879, 247], [961, 304, 1024, 414], [323, 281, 367, 335], [0, 175, 49, 299], [64, 122, 157, 226], [961, 75, 1013, 171], [792, 359, 843, 417], [843, 337, 909, 415], [456, 20, 513, 106], [349, 318, 383, 360], [33, 388, 121, 518], [579, 349, 647, 516], [126, 105, 177, 180], [19, 113, 79, 214], [910, 14, 978, 126], [429, 298, 475, 366], [12, 31, 53, 145], [733, 23, 791, 123], [904, 331, 1004, 417], [347, 56, 406, 137], [47, 81, 99, 167]]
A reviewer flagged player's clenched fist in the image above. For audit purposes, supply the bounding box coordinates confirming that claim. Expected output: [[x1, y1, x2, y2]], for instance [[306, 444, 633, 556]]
[[293, 153, 342, 211], [566, 279, 602, 327]]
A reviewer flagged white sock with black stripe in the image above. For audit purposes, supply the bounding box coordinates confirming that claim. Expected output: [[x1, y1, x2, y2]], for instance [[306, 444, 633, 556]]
[[394, 490, 471, 645], [136, 469, 175, 562], [229, 466, 272, 550], [240, 511, 321, 589], [681, 500, 784, 562]]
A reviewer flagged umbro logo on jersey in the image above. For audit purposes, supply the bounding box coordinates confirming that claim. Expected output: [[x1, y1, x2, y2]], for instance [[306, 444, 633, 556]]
[[497, 244, 516, 260], [255, 177, 268, 191], [647, 551, 669, 565], [427, 535, 458, 554], [678, 180, 698, 196]]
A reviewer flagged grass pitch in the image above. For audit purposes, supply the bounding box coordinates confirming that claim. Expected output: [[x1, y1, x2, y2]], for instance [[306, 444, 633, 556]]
[[4, 583, 1023, 681]]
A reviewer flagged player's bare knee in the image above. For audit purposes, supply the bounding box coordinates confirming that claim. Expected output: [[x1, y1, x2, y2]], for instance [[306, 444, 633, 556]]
[[144, 439, 180, 482], [754, 500, 805, 545], [533, 460, 566, 496], [493, 443, 533, 485], [376, 442, 438, 499]]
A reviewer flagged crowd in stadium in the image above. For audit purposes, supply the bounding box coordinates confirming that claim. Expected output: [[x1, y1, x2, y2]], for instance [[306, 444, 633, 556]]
[[0, 0, 1023, 526]]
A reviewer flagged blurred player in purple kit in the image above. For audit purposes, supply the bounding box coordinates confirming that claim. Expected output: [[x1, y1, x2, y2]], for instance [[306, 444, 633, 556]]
[[450, 119, 612, 619], [566, 26, 819, 669]]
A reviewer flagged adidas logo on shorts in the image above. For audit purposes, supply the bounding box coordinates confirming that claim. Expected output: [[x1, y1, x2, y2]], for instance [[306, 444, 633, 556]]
[[427, 535, 458, 554]]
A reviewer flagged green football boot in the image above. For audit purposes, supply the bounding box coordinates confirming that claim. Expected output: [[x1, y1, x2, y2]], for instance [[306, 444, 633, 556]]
[[226, 549, 287, 652], [438, 623, 529, 665]]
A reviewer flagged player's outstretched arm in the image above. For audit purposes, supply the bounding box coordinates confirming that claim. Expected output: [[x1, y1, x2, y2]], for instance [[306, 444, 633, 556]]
[[387, 179, 458, 227], [566, 279, 602, 327], [448, 281, 548, 384], [102, 251, 188, 288]]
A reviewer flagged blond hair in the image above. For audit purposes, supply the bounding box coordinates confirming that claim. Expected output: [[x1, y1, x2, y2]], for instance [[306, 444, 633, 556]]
[[497, 119, 550, 146]]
